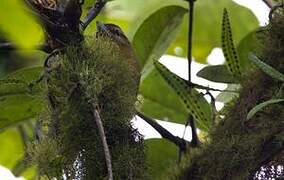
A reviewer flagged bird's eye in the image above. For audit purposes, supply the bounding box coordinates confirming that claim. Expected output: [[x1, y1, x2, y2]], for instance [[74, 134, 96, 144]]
[[114, 29, 120, 36]]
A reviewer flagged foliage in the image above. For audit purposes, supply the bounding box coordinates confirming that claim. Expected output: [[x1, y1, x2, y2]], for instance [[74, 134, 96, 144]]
[[0, 0, 43, 49], [221, 8, 242, 78], [247, 98, 284, 120], [0, 0, 279, 179], [171, 9, 284, 179], [249, 53, 284, 82]]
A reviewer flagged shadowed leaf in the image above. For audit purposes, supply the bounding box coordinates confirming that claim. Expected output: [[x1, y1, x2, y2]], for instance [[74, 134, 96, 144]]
[[247, 99, 284, 120], [197, 65, 238, 83]]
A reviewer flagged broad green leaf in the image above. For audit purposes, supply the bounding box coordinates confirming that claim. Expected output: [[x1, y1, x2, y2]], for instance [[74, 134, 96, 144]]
[[5, 66, 43, 82], [0, 67, 43, 96], [132, 5, 187, 71], [154, 61, 213, 132], [145, 139, 178, 179], [247, 99, 284, 120], [0, 0, 43, 49], [221, 9, 242, 77], [0, 94, 43, 129], [236, 30, 263, 72], [168, 0, 258, 62], [21, 166, 36, 180], [0, 67, 44, 129], [216, 84, 240, 103], [85, 0, 258, 63], [0, 128, 24, 168], [249, 54, 284, 82], [197, 65, 238, 83], [139, 67, 188, 124]]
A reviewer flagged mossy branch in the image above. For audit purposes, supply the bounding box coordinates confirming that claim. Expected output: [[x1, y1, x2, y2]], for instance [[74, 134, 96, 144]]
[[81, 0, 106, 31]]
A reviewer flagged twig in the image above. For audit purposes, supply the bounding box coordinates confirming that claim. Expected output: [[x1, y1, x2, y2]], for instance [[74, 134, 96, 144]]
[[186, 0, 195, 83], [91, 103, 113, 180], [189, 82, 238, 93], [137, 111, 188, 152], [81, 0, 106, 31], [0, 42, 51, 53], [262, 0, 274, 8]]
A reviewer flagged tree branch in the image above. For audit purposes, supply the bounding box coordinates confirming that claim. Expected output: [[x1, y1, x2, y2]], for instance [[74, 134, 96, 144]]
[[262, 0, 274, 8], [92, 103, 113, 180], [81, 0, 106, 31], [137, 111, 188, 152]]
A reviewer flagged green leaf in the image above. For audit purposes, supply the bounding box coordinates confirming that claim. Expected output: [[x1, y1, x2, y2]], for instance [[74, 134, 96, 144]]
[[236, 30, 263, 72], [221, 8, 242, 77], [0, 67, 44, 129], [154, 61, 213, 132], [249, 54, 284, 82], [0, 67, 43, 96], [0, 128, 24, 168], [139, 67, 188, 124], [132, 5, 187, 71], [0, 94, 43, 129], [216, 84, 240, 103], [168, 0, 258, 62], [0, 0, 43, 49], [247, 99, 284, 120], [145, 139, 178, 179], [197, 65, 238, 83]]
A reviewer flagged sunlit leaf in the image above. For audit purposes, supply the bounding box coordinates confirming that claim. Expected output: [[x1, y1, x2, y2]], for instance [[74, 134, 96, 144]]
[[221, 8, 242, 77], [139, 67, 188, 124], [154, 61, 213, 132], [0, 0, 43, 49], [247, 99, 284, 120], [197, 65, 238, 83], [0, 128, 24, 168], [0, 67, 44, 129], [236, 30, 263, 72], [168, 0, 258, 62], [132, 5, 187, 71], [249, 54, 284, 82], [145, 139, 178, 179]]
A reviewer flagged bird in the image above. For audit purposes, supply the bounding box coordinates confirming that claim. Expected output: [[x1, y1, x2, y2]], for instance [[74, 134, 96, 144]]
[[95, 21, 141, 93]]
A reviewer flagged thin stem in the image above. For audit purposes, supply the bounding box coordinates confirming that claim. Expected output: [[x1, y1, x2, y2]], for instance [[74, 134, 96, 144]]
[[189, 82, 238, 93], [92, 103, 113, 180], [81, 0, 106, 31], [137, 111, 188, 152], [187, 0, 195, 83]]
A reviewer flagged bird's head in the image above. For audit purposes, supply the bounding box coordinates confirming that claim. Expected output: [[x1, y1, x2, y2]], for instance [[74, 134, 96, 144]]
[[95, 21, 140, 73], [96, 21, 131, 46]]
